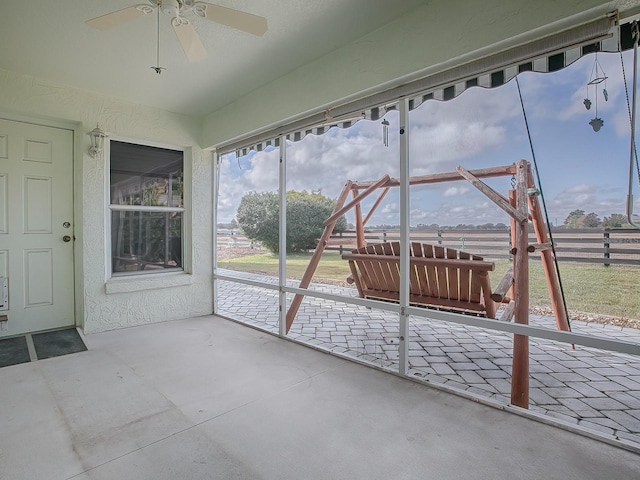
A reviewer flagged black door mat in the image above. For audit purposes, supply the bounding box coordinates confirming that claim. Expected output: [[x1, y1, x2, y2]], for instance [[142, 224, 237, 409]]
[[0, 328, 88, 368], [0, 336, 31, 368], [32, 328, 87, 360]]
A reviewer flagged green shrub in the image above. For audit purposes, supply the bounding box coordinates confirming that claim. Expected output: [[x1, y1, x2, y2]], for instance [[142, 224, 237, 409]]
[[236, 190, 347, 253]]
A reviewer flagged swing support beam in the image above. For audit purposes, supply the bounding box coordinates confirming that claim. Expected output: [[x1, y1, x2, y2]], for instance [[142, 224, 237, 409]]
[[285, 160, 569, 409]]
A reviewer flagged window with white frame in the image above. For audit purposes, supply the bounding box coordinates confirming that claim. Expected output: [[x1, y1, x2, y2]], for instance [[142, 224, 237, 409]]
[[109, 141, 184, 275]]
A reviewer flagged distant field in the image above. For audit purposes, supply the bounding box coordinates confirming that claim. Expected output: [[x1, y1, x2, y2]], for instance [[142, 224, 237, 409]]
[[217, 251, 640, 320]]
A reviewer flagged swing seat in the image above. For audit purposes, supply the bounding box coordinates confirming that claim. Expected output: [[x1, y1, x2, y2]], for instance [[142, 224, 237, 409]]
[[343, 241, 500, 318]]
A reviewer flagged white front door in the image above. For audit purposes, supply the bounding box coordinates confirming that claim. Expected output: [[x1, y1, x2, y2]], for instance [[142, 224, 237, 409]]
[[0, 118, 74, 337]]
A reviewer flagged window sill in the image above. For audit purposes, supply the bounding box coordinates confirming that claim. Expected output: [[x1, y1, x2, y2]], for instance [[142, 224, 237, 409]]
[[105, 271, 193, 294]]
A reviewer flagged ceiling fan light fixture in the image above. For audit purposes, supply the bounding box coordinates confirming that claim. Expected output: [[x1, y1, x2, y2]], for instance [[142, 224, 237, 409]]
[[160, 0, 181, 18]]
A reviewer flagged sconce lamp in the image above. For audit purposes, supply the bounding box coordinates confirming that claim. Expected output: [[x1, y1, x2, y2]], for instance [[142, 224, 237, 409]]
[[87, 125, 107, 158]]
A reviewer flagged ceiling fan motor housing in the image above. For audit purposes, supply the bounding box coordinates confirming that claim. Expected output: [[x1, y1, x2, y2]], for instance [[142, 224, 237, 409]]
[[160, 0, 182, 18]]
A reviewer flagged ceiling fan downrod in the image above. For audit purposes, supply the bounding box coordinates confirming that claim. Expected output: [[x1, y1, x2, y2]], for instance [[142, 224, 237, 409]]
[[151, 2, 166, 75]]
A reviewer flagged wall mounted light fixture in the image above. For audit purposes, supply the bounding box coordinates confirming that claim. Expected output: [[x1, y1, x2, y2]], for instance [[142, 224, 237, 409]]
[[87, 125, 107, 158]]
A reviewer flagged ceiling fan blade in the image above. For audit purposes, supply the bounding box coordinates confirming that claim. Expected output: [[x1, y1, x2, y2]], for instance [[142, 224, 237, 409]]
[[198, 3, 267, 36], [86, 6, 151, 30], [173, 20, 208, 62]]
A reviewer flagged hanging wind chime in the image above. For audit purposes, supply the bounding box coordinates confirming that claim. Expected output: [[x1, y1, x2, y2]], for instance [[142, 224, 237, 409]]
[[584, 52, 608, 132], [381, 118, 390, 147]]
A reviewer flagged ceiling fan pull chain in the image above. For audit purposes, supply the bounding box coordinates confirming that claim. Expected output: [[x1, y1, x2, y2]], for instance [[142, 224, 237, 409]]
[[151, 3, 166, 74]]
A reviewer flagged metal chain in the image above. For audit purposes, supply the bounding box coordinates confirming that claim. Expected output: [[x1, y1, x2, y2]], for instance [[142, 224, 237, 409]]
[[515, 76, 571, 329]]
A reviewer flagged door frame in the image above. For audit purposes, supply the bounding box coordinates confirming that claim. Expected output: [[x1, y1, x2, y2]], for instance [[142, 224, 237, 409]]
[[0, 111, 82, 331]]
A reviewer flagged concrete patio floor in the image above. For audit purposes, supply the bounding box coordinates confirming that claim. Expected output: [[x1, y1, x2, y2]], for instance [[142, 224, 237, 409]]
[[1, 315, 640, 479], [216, 270, 640, 449]]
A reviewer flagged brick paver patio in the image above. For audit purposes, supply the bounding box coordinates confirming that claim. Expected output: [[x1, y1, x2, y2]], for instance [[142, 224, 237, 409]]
[[215, 269, 640, 448]]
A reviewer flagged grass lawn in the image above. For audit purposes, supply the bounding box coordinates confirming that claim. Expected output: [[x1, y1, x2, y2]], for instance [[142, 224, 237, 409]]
[[218, 252, 348, 280], [492, 261, 640, 319], [218, 252, 640, 319]]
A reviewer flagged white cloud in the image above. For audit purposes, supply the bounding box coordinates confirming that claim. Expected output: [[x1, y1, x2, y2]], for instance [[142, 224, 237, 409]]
[[408, 83, 520, 174], [419, 201, 502, 225], [550, 183, 597, 210], [546, 182, 632, 224], [380, 202, 399, 215], [216, 150, 280, 221], [443, 186, 470, 197], [216, 50, 636, 226]]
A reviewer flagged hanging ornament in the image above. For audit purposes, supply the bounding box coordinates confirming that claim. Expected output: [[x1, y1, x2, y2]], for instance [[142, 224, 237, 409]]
[[381, 118, 390, 147], [589, 117, 604, 132], [585, 52, 608, 132]]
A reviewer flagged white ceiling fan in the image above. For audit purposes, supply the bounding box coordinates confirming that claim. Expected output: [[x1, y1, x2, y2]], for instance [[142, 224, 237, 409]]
[[86, 0, 267, 67]]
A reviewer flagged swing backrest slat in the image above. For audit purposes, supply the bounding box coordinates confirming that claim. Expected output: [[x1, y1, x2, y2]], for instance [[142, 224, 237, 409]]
[[343, 241, 497, 318]]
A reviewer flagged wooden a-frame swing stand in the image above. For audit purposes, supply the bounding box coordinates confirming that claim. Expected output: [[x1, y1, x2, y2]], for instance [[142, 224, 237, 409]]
[[286, 159, 570, 409]]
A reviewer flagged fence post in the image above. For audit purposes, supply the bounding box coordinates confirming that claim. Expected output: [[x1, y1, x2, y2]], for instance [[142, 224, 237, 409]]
[[604, 230, 610, 267], [383, 230, 387, 243], [339, 231, 343, 255], [437, 229, 442, 245]]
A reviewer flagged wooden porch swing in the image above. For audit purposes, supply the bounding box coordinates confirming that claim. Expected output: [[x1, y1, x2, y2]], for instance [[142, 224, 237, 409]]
[[285, 159, 571, 408]]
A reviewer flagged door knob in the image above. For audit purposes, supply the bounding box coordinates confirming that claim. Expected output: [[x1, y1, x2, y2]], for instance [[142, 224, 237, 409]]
[[63, 235, 71, 243]]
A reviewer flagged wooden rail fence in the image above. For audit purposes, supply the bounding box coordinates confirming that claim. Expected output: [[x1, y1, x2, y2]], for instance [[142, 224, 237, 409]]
[[216, 228, 640, 266]]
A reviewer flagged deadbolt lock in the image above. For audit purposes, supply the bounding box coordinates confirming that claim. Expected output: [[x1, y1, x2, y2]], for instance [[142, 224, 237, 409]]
[[63, 222, 71, 228]]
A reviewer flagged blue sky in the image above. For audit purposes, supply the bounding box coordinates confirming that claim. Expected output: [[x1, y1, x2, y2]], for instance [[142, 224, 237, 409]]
[[218, 49, 640, 227]]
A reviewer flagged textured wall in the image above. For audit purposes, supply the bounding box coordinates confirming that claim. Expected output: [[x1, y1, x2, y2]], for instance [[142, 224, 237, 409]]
[[0, 69, 213, 334], [201, 0, 615, 148]]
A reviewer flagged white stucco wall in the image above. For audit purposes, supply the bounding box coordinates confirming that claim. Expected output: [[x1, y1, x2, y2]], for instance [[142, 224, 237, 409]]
[[201, 0, 618, 148], [0, 69, 213, 334]]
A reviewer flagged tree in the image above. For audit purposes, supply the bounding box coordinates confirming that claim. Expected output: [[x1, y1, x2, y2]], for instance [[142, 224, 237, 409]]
[[217, 218, 239, 229], [236, 190, 348, 253], [603, 213, 628, 228], [477, 223, 495, 229], [236, 192, 280, 252], [563, 209, 585, 228], [563, 209, 601, 228], [583, 212, 602, 227]]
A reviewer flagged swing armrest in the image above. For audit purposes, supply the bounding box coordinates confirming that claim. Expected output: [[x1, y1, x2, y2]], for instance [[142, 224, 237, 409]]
[[491, 268, 513, 303]]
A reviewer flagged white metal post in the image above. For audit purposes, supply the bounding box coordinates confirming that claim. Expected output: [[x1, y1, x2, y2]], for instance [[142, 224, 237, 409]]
[[212, 149, 220, 314], [399, 98, 410, 375], [278, 137, 287, 337]]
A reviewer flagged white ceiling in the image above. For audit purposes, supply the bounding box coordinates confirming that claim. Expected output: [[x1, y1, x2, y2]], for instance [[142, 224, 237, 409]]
[[0, 0, 427, 117]]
